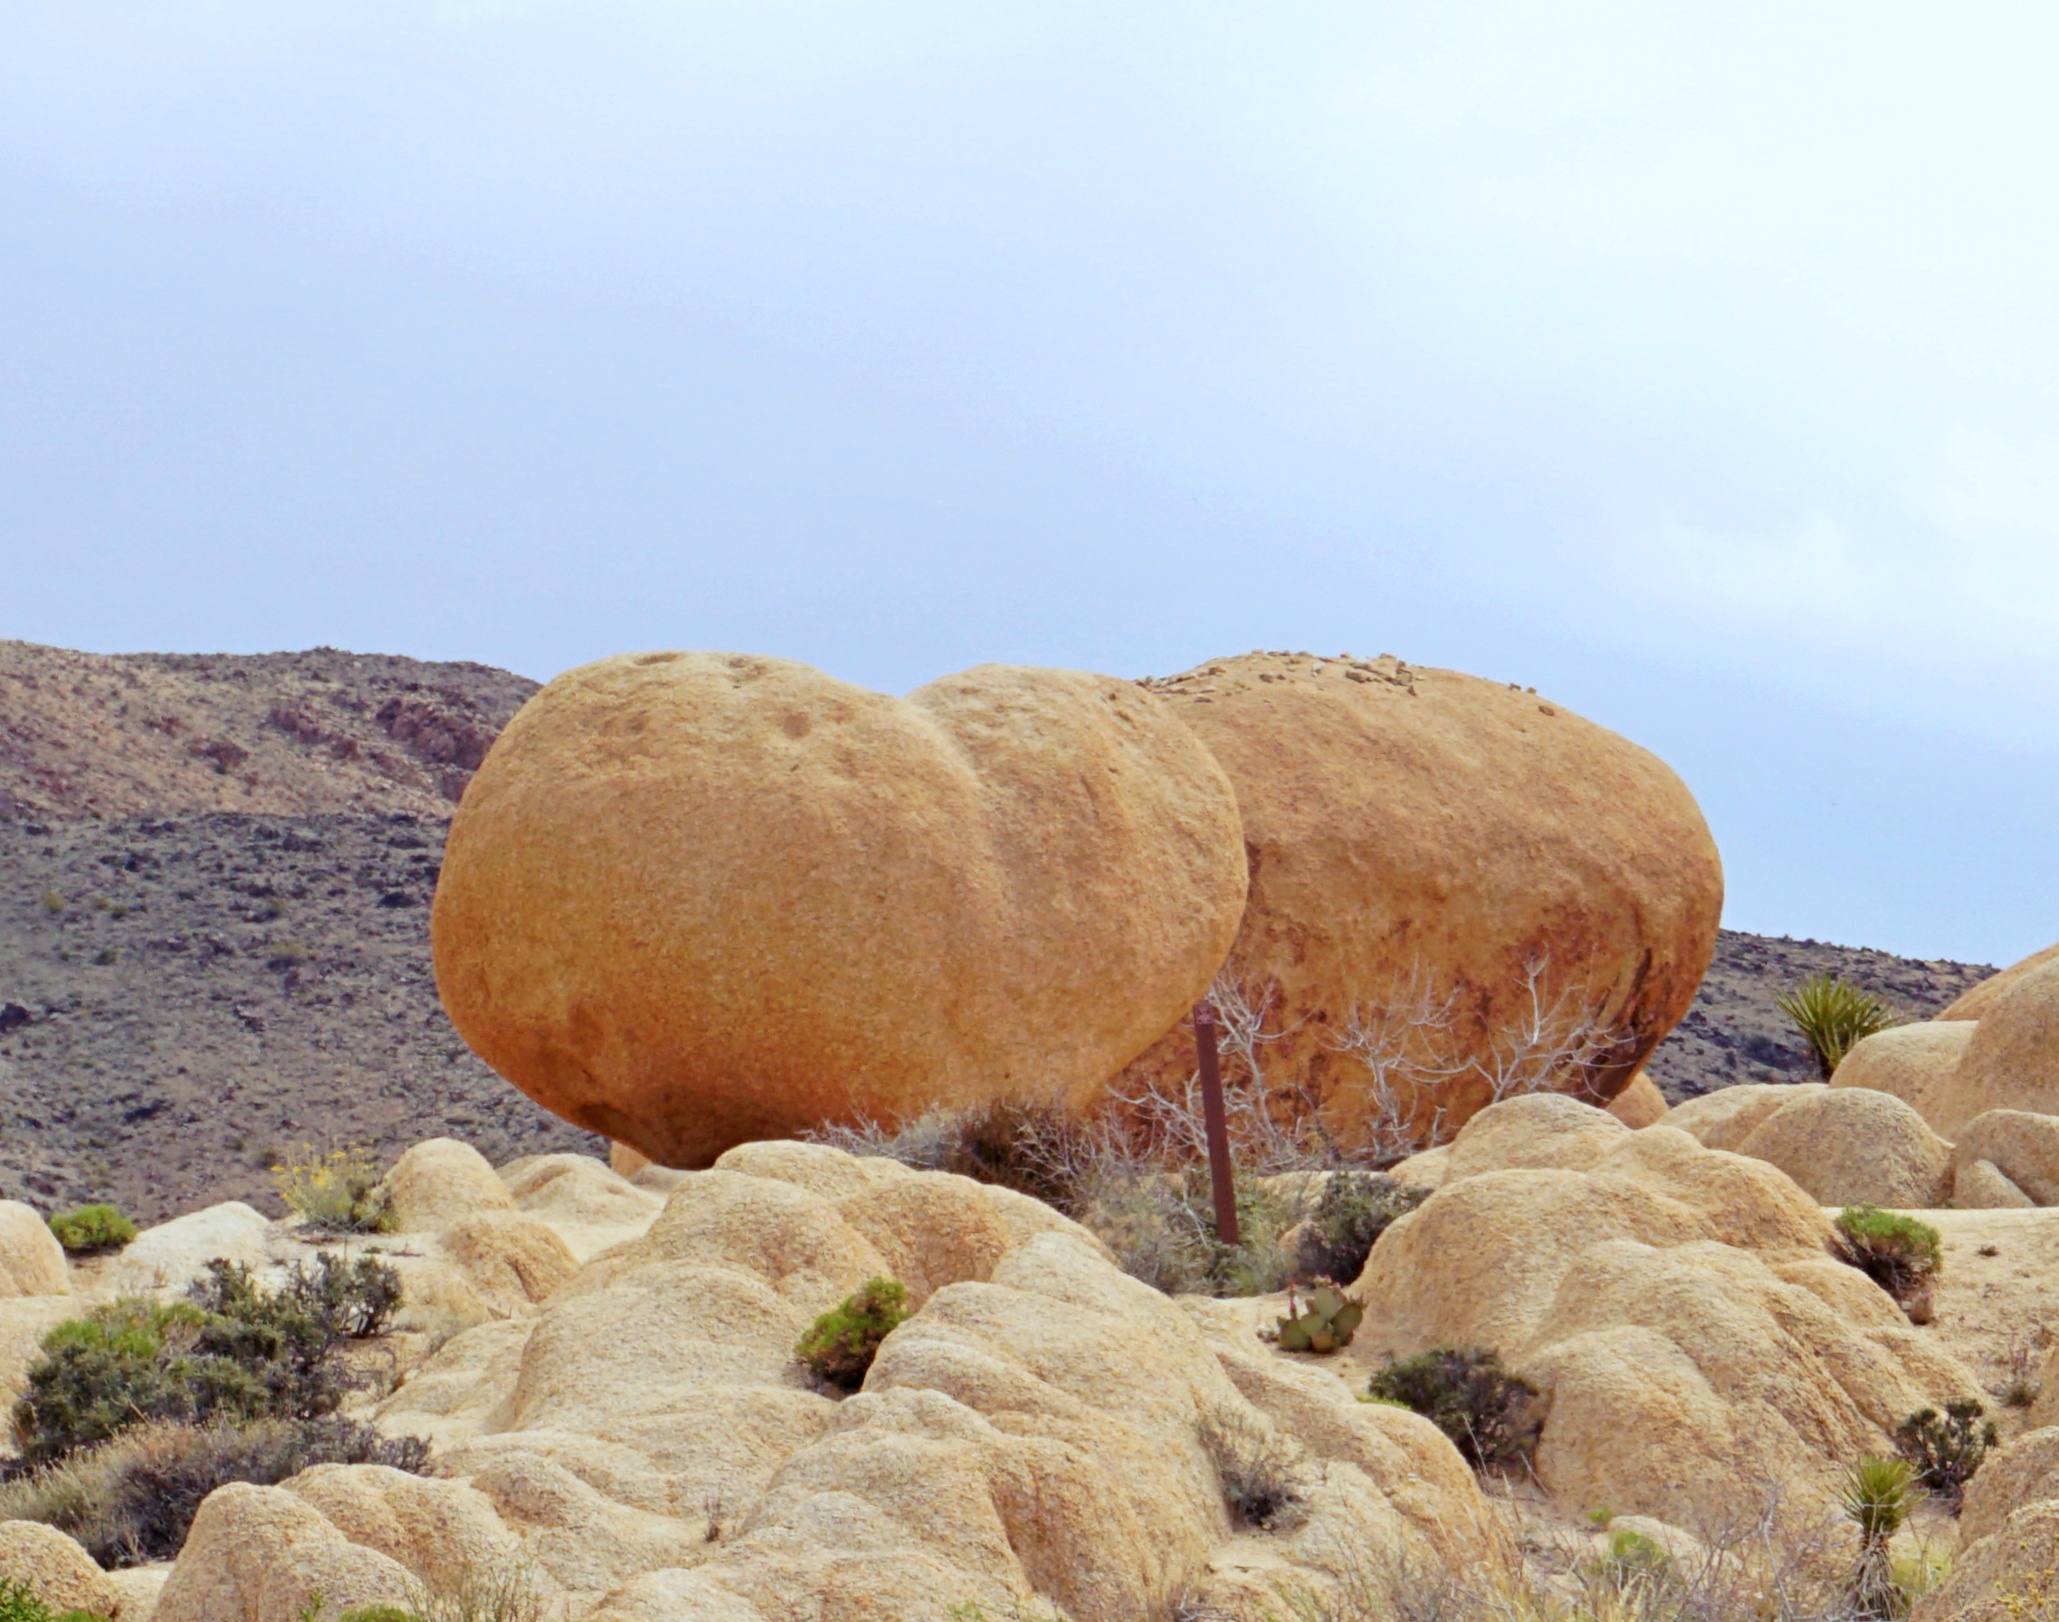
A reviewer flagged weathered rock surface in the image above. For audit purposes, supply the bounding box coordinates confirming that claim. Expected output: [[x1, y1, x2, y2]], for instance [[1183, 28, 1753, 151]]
[[1350, 1096, 1982, 1526], [1732, 1087, 1954, 1208], [0, 1520, 122, 1617], [1829, 1021, 1977, 1129], [1659, 1082, 1826, 1152], [0, 1202, 68, 1298], [1955, 1158, 2036, 1209], [1604, 1071, 1669, 1127], [1121, 651, 1723, 1144], [1953, 1112, 2059, 1208], [1936, 958, 2059, 1134], [1913, 1425, 2059, 1621], [348, 1140, 1500, 1620], [1940, 940, 2059, 1023], [434, 653, 1248, 1167]]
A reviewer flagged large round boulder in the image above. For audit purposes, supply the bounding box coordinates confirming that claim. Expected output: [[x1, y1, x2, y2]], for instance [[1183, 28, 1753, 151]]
[[1122, 652, 1722, 1145], [433, 653, 1248, 1167], [1934, 957, 2059, 1134]]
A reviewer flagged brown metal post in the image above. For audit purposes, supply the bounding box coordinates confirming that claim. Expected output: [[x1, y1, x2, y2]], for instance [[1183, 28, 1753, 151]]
[[1194, 999, 1240, 1246]]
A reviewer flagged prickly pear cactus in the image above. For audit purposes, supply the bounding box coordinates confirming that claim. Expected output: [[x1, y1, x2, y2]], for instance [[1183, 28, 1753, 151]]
[[1272, 1284, 1365, 1354]]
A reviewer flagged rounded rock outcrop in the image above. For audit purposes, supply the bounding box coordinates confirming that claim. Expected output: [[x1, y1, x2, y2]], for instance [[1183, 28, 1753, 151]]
[[432, 653, 1248, 1168], [1122, 652, 1722, 1145], [1831, 1021, 1977, 1129], [1934, 958, 2059, 1134], [1733, 1087, 1954, 1208]]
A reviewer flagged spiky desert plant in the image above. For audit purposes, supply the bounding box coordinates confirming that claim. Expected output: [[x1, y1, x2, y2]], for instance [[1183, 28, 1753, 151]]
[[1777, 974, 1899, 1079], [1841, 1454, 1914, 1618], [1271, 1285, 1364, 1354]]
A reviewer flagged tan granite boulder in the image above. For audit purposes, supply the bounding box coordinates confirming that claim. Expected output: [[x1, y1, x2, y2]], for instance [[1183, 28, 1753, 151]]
[[1352, 1098, 1980, 1527], [0, 1521, 119, 1617], [1605, 1071, 1669, 1127], [433, 652, 1248, 1166], [1121, 651, 1722, 1146], [378, 1138, 517, 1232], [1953, 1111, 2059, 1207], [1733, 1087, 1954, 1208], [0, 1203, 68, 1299], [1659, 1082, 1824, 1152], [1935, 958, 2059, 1134], [1831, 1020, 1977, 1128]]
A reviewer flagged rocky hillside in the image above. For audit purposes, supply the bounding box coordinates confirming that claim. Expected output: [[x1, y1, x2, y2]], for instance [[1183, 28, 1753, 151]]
[[1643, 928, 1995, 1101], [0, 640, 536, 820]]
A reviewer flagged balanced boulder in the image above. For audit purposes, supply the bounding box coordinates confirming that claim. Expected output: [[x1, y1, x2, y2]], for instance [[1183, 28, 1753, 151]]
[[1934, 958, 2059, 1133], [1122, 652, 1722, 1146], [433, 653, 1248, 1167]]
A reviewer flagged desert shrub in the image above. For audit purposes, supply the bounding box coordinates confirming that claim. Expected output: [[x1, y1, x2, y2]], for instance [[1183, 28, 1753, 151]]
[[14, 1252, 403, 1465], [1200, 1409, 1305, 1531], [935, 1099, 1093, 1213], [0, 1578, 106, 1622], [1895, 1398, 1997, 1510], [0, 1416, 427, 1568], [329, 1561, 544, 1622], [1079, 1168, 1295, 1298], [1777, 974, 1900, 1079], [1286, 1171, 1426, 1284], [45, 1205, 136, 1256], [1832, 1205, 1944, 1318], [1365, 1347, 1542, 1469], [796, 1278, 908, 1392], [273, 1143, 391, 1233]]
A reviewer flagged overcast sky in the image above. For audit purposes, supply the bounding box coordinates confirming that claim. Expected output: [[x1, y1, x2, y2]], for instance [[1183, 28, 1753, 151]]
[[4, 3, 2056, 965]]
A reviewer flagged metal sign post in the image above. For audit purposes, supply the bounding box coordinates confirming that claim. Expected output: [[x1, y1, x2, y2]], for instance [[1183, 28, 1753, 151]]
[[1193, 999, 1240, 1246]]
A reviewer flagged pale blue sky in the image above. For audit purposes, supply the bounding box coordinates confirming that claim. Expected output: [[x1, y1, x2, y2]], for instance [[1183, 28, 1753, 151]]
[[4, 4, 2056, 964]]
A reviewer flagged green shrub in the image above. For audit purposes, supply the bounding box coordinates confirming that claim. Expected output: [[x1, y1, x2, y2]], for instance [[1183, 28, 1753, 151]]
[[13, 1251, 403, 1466], [1832, 1205, 1944, 1319], [797, 1278, 908, 1392], [1078, 1169, 1295, 1298], [0, 1417, 427, 1568], [1777, 974, 1900, 1079], [1287, 1171, 1426, 1284], [1895, 1399, 1997, 1510], [1365, 1347, 1543, 1469], [272, 1144, 391, 1233], [46, 1206, 136, 1257], [0, 1576, 109, 1622]]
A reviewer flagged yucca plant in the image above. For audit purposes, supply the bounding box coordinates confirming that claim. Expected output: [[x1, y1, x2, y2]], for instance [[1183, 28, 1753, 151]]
[[1776, 974, 1899, 1079], [1841, 1455, 1914, 1619]]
